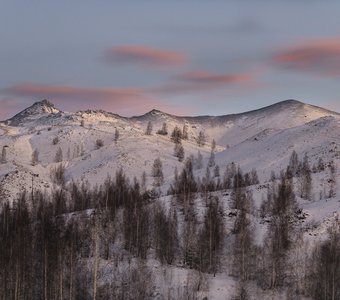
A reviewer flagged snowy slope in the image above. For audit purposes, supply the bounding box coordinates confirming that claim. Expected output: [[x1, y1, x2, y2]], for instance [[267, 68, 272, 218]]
[[0, 99, 339, 299], [0, 99, 339, 200]]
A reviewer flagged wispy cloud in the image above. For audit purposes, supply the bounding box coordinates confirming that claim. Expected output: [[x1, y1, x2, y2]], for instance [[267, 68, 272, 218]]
[[178, 71, 251, 84], [151, 70, 253, 95], [272, 38, 340, 77], [104, 45, 187, 68]]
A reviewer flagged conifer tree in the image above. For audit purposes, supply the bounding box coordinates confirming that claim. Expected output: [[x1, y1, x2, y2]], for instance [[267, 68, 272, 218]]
[[145, 121, 153, 135]]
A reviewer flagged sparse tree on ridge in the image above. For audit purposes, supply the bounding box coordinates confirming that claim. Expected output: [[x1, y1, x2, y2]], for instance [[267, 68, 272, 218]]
[[182, 124, 189, 140], [197, 131, 206, 147], [171, 126, 182, 144], [157, 122, 168, 135], [146, 121, 153, 135]]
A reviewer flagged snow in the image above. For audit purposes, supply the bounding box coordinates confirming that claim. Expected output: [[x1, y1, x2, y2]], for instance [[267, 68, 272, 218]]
[[0, 99, 339, 299]]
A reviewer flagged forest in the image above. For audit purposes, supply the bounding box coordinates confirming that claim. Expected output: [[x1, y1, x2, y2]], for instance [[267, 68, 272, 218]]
[[0, 151, 339, 300]]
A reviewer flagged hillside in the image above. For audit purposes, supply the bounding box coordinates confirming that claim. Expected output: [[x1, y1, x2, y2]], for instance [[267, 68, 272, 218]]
[[0, 99, 339, 200], [0, 99, 339, 299]]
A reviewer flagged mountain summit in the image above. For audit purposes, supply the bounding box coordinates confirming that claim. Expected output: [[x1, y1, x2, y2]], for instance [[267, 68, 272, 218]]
[[6, 99, 61, 125]]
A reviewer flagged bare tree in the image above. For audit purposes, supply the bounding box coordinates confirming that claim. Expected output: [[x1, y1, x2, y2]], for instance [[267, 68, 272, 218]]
[[198, 196, 224, 274], [154, 203, 178, 264], [261, 171, 298, 289], [308, 217, 340, 300]]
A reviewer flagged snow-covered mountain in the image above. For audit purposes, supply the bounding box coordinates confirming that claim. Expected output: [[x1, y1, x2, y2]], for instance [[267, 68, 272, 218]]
[[0, 99, 339, 203], [0, 99, 339, 299]]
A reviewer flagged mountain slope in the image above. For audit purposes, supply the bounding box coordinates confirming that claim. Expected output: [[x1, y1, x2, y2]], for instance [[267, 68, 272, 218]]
[[0, 99, 339, 200], [0, 99, 339, 299]]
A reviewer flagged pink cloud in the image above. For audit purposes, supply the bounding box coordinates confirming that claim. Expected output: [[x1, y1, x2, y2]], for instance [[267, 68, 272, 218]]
[[2, 83, 187, 116], [273, 38, 340, 77], [104, 45, 187, 67], [178, 71, 251, 84], [150, 70, 253, 95]]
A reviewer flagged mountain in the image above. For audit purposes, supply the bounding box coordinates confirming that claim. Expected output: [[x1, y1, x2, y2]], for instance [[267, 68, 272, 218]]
[[0, 99, 339, 201], [5, 99, 61, 126], [0, 99, 339, 299]]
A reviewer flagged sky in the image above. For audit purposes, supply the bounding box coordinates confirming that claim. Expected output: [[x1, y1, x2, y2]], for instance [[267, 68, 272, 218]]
[[1, 0, 340, 119]]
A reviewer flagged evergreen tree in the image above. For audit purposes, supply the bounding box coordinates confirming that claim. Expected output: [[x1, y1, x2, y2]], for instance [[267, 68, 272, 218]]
[[328, 161, 337, 198], [55, 147, 63, 162], [208, 151, 215, 167], [152, 158, 164, 186], [1, 146, 7, 163], [32, 149, 39, 166], [195, 150, 203, 169], [300, 153, 312, 200], [174, 143, 185, 162], [197, 131, 206, 147], [157, 122, 168, 135], [145, 121, 153, 135], [182, 124, 189, 140], [114, 128, 119, 144], [171, 126, 182, 144], [289, 150, 299, 176]]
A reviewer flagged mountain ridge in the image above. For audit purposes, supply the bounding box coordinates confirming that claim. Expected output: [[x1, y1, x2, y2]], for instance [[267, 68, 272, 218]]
[[4, 99, 339, 126]]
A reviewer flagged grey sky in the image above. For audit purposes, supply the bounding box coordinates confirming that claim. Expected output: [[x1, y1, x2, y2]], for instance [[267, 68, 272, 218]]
[[1, 0, 340, 118]]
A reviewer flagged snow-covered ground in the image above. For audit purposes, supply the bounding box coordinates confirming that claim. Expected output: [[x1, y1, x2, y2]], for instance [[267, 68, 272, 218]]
[[0, 99, 339, 299]]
